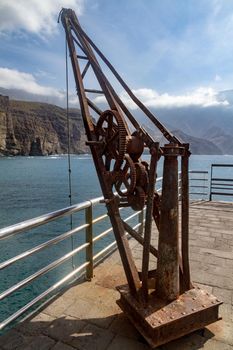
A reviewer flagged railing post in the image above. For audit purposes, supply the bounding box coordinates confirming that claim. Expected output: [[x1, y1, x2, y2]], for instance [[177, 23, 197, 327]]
[[209, 164, 213, 201], [138, 209, 144, 235], [85, 203, 93, 280]]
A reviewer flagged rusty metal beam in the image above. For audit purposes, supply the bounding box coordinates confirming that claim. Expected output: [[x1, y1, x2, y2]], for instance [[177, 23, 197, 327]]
[[181, 144, 192, 292], [123, 221, 158, 258], [61, 10, 141, 295], [141, 145, 159, 302], [156, 144, 181, 301]]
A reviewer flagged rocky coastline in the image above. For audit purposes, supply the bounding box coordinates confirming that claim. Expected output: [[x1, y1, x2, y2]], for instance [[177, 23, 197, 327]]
[[0, 95, 89, 156]]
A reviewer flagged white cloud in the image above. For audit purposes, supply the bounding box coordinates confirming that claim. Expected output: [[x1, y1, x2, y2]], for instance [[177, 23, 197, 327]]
[[0, 67, 64, 98], [0, 67, 229, 111], [94, 87, 229, 109], [0, 0, 84, 36], [215, 74, 222, 82]]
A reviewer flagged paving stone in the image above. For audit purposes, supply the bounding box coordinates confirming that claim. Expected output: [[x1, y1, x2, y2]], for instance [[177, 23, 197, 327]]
[[213, 287, 232, 304], [69, 282, 120, 306], [70, 323, 114, 350], [201, 339, 233, 350], [208, 265, 233, 278], [199, 248, 233, 260], [51, 341, 76, 350], [162, 331, 233, 350], [192, 270, 233, 290], [219, 303, 233, 322], [190, 253, 225, 267], [65, 297, 119, 329], [107, 335, 150, 350], [161, 333, 208, 350], [0, 330, 33, 350], [204, 320, 233, 346], [109, 313, 142, 341], [17, 312, 55, 336], [94, 264, 126, 290], [23, 335, 55, 350], [44, 315, 86, 343], [43, 294, 78, 318]]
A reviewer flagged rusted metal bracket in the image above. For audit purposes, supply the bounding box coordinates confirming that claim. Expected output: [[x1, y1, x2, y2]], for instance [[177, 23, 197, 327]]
[[117, 285, 222, 348]]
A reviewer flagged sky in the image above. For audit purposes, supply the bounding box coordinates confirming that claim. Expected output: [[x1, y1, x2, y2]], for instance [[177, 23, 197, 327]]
[[0, 0, 233, 109]]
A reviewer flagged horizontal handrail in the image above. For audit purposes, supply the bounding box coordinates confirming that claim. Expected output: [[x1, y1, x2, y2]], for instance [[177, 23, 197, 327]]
[[0, 223, 89, 270], [210, 163, 233, 200], [0, 201, 91, 240], [93, 227, 113, 243], [211, 164, 233, 167], [211, 178, 233, 182], [0, 261, 89, 331], [0, 192, 145, 333], [211, 192, 233, 196], [0, 242, 89, 301], [189, 170, 208, 174]]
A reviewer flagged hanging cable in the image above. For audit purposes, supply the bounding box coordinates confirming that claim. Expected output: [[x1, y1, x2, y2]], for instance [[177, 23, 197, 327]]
[[65, 38, 75, 268], [66, 40, 73, 210]]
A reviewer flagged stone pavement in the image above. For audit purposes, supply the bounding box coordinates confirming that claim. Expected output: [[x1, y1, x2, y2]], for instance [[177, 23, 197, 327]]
[[0, 201, 232, 349]]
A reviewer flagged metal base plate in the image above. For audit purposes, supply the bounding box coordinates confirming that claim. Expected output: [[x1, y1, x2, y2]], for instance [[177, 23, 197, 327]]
[[117, 285, 222, 348]]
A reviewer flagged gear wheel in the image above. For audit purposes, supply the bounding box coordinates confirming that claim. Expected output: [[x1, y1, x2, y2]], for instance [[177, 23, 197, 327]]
[[127, 186, 146, 211], [135, 162, 149, 191], [96, 109, 127, 170], [114, 154, 137, 196]]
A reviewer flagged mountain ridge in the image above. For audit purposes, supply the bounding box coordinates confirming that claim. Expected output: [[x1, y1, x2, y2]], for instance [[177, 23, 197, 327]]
[[0, 95, 89, 156], [0, 93, 232, 156]]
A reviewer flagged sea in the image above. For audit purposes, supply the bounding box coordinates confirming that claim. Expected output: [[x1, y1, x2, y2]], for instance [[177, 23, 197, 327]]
[[0, 154, 232, 330]]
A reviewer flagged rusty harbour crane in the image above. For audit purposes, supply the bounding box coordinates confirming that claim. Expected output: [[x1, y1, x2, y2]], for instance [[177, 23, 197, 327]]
[[60, 8, 221, 348]]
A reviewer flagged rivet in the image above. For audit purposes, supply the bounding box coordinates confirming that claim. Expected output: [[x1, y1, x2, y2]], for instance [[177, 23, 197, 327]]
[[212, 301, 215, 304], [181, 312, 186, 315], [216, 299, 220, 303], [158, 320, 162, 324], [161, 308, 165, 311], [170, 316, 175, 319], [192, 308, 196, 311], [192, 297, 196, 300], [202, 304, 206, 308], [206, 293, 209, 296]]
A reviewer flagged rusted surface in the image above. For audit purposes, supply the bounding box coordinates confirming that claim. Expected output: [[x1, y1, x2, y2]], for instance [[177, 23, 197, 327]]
[[60, 8, 221, 348], [141, 146, 159, 303], [181, 144, 192, 292], [156, 144, 181, 301], [117, 284, 222, 348]]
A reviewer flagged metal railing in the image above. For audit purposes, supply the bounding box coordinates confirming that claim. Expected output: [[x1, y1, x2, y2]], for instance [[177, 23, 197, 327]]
[[189, 170, 209, 199], [0, 164, 232, 332], [0, 195, 144, 332], [210, 164, 233, 200]]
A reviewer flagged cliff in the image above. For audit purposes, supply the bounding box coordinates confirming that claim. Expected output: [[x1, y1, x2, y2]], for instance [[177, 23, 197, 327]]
[[0, 95, 224, 156], [0, 95, 89, 156]]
